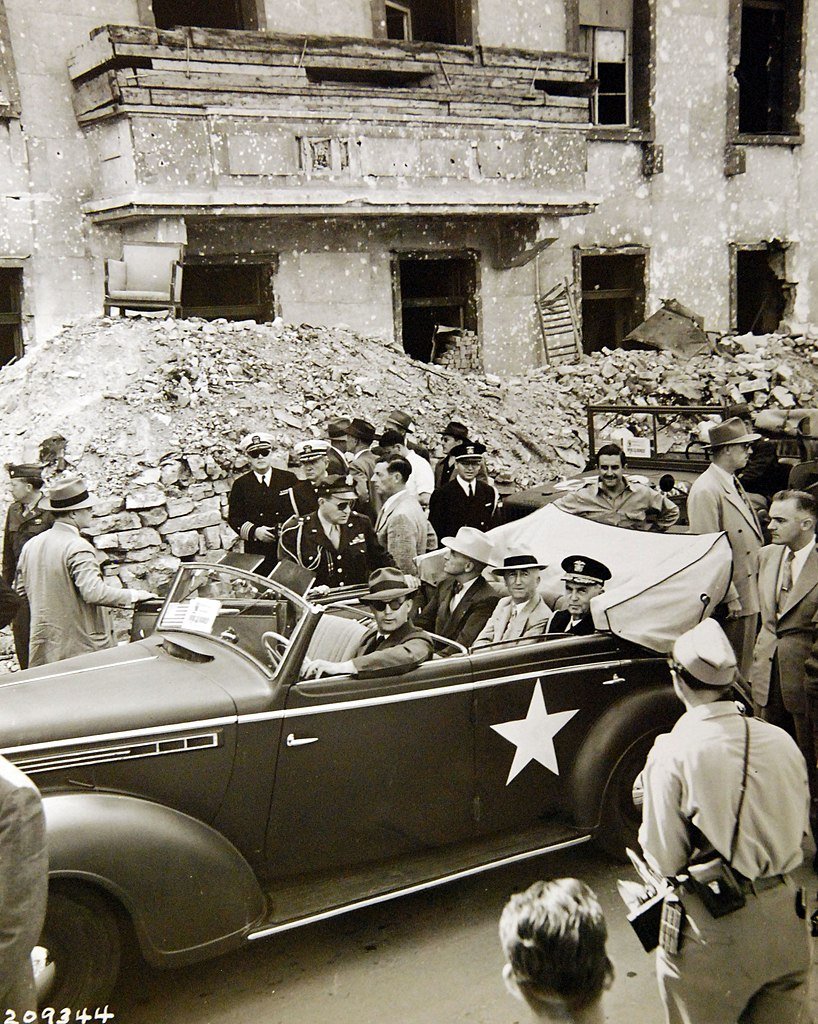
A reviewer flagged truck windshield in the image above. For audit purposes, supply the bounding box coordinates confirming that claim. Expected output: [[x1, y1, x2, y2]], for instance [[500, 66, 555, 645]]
[[156, 564, 309, 669]]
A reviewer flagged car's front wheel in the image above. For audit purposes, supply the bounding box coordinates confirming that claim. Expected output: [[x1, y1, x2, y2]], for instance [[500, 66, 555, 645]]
[[39, 884, 122, 1008], [596, 732, 657, 860]]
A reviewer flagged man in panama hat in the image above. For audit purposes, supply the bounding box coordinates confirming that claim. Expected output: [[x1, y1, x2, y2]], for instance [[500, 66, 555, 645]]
[[16, 477, 156, 667], [302, 567, 433, 679]]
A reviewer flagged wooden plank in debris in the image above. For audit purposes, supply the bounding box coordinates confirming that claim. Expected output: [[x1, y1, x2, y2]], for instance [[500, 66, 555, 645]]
[[72, 70, 121, 116], [68, 32, 118, 82]]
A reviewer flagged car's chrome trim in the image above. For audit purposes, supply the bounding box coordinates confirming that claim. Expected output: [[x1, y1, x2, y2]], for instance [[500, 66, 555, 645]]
[[238, 661, 625, 724], [248, 832, 593, 940], [0, 716, 235, 757], [0, 654, 159, 689], [11, 730, 222, 775]]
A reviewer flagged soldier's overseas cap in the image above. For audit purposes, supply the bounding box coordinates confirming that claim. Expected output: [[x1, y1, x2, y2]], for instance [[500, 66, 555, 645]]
[[561, 555, 612, 585], [327, 417, 351, 440], [6, 463, 44, 482], [41, 476, 95, 512], [451, 440, 486, 461], [672, 619, 737, 687], [442, 420, 469, 441], [317, 474, 358, 501], [347, 418, 376, 444], [294, 439, 331, 463], [239, 432, 274, 455]]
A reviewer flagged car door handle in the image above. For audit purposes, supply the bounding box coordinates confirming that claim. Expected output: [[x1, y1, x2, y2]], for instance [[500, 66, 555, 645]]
[[602, 674, 626, 685], [286, 733, 319, 747]]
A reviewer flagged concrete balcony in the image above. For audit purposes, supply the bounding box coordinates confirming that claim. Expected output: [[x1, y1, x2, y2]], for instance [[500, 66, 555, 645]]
[[68, 25, 596, 224]]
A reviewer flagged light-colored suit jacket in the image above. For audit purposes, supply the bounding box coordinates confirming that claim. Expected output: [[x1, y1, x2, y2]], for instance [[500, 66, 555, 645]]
[[17, 521, 140, 667], [749, 543, 818, 713], [374, 489, 434, 573], [687, 464, 763, 615], [473, 595, 552, 647], [0, 756, 48, 1016]]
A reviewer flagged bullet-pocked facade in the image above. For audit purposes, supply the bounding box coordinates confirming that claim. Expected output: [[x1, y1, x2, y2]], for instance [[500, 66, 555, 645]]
[[0, 0, 813, 375]]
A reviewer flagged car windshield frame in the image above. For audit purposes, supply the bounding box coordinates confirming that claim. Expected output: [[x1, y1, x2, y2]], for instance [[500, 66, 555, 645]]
[[155, 562, 313, 676], [587, 403, 722, 469]]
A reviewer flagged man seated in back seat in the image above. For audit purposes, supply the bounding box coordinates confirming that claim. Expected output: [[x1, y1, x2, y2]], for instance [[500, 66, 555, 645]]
[[302, 568, 433, 679]]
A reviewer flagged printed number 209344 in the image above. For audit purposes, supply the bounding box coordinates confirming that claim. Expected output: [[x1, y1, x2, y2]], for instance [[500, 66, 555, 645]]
[[5, 1010, 114, 1023]]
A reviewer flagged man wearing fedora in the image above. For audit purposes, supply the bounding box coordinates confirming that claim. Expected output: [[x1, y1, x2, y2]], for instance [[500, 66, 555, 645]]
[[377, 429, 435, 509], [428, 441, 500, 542], [302, 568, 434, 679], [278, 474, 393, 590], [687, 416, 765, 676], [346, 417, 379, 507], [434, 420, 489, 490], [227, 432, 304, 574], [638, 619, 810, 1024], [15, 477, 156, 667], [473, 551, 552, 647], [547, 556, 611, 636], [417, 526, 500, 647]]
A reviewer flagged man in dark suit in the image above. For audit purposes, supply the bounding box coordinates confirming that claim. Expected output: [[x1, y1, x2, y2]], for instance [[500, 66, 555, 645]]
[[433, 420, 470, 490], [417, 526, 499, 647], [302, 567, 433, 679], [278, 475, 393, 590], [227, 432, 303, 574], [428, 441, 499, 542], [0, 755, 48, 1017], [547, 556, 611, 635]]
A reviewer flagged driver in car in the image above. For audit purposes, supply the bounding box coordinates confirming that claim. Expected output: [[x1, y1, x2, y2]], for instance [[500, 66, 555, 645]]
[[302, 567, 433, 679]]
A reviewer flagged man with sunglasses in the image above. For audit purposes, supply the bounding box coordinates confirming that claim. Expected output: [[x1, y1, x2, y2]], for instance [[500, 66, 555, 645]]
[[687, 417, 764, 676], [278, 475, 393, 590], [302, 567, 433, 679], [227, 432, 303, 574]]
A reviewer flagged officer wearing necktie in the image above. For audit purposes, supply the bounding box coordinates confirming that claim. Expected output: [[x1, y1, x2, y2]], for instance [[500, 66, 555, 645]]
[[428, 440, 499, 542], [547, 556, 611, 635], [687, 417, 765, 677]]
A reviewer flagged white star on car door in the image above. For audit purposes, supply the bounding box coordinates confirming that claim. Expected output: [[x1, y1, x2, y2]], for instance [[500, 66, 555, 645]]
[[491, 681, 579, 784]]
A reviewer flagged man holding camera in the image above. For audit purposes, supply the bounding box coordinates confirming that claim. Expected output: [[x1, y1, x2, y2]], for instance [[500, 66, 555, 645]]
[[638, 619, 810, 1024]]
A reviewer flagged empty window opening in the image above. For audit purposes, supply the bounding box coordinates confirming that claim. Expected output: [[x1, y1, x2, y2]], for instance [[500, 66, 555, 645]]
[[0, 268, 23, 367], [734, 0, 803, 136], [579, 253, 646, 354], [376, 0, 472, 45], [152, 0, 254, 30], [181, 263, 274, 322], [735, 248, 787, 335], [395, 256, 478, 363], [580, 26, 629, 125], [385, 1, 413, 39]]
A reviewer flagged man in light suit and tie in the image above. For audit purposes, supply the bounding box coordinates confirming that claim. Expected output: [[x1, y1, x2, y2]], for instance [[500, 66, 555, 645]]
[[753, 490, 818, 860], [687, 417, 765, 676], [473, 551, 551, 647]]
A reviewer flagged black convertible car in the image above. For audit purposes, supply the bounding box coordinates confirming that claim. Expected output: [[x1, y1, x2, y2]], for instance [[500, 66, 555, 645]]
[[1, 560, 683, 1009]]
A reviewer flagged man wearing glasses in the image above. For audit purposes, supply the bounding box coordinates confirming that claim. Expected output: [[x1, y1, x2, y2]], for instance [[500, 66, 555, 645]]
[[687, 417, 764, 676], [227, 432, 303, 574], [302, 567, 433, 679], [278, 475, 393, 590]]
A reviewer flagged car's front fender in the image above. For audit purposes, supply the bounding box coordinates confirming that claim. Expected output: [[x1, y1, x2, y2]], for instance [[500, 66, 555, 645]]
[[44, 791, 266, 967]]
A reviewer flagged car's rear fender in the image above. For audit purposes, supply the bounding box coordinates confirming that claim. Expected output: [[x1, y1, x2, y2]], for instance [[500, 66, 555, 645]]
[[44, 791, 266, 967], [565, 686, 680, 832]]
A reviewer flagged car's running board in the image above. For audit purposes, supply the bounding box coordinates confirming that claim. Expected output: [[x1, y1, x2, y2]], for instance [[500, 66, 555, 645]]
[[249, 825, 592, 941]]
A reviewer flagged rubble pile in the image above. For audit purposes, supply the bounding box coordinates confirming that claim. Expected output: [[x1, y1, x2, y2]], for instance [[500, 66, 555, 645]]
[[0, 314, 817, 593]]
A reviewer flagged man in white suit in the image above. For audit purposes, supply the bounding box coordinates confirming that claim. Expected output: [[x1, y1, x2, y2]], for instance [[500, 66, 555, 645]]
[[751, 490, 818, 857], [687, 417, 764, 676], [473, 551, 551, 647]]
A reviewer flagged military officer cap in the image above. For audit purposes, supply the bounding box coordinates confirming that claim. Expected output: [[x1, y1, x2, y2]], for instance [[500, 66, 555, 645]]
[[294, 439, 331, 463], [327, 417, 351, 441], [672, 619, 737, 687], [317, 474, 357, 501], [442, 420, 469, 441], [451, 440, 486, 461], [6, 463, 45, 483], [239, 432, 274, 456], [561, 555, 612, 586]]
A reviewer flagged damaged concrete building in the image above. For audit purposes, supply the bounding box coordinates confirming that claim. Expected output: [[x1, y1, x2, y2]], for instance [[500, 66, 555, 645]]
[[0, 0, 814, 374]]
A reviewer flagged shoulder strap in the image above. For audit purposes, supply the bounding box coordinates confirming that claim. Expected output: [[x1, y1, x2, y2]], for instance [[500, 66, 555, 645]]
[[728, 716, 751, 865]]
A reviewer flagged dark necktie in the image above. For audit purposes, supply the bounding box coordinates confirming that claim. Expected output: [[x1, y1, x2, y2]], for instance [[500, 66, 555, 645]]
[[449, 579, 462, 612], [734, 477, 761, 531]]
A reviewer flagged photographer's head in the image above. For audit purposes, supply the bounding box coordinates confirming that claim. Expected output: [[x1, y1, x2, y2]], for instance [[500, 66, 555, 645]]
[[500, 878, 613, 1023]]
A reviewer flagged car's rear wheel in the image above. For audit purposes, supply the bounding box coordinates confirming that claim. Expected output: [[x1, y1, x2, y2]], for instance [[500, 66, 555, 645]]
[[596, 732, 657, 861], [39, 884, 122, 1008]]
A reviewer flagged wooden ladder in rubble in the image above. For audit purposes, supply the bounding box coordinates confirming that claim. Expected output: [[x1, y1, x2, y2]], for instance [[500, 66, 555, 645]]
[[535, 275, 582, 365]]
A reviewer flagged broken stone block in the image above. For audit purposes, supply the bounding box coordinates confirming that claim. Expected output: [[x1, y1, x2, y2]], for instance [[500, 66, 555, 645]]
[[158, 509, 223, 535], [125, 485, 167, 510], [185, 455, 207, 480], [93, 496, 125, 517], [770, 385, 796, 408], [85, 512, 141, 537], [160, 461, 182, 487], [203, 525, 222, 549], [133, 467, 162, 486], [139, 506, 169, 527], [188, 483, 215, 501], [168, 531, 199, 557], [166, 496, 195, 517], [118, 527, 163, 551], [93, 533, 120, 550], [124, 546, 162, 563]]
